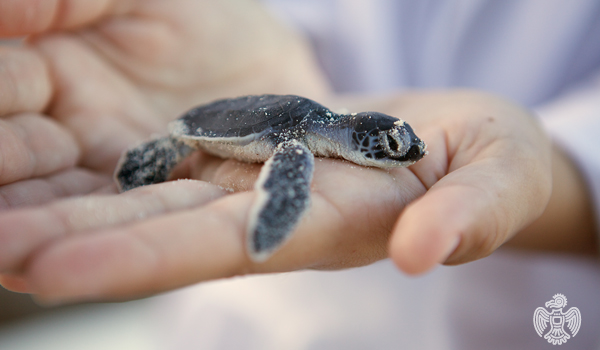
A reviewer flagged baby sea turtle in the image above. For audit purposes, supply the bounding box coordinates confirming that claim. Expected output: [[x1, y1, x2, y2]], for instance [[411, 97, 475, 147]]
[[115, 94, 427, 262]]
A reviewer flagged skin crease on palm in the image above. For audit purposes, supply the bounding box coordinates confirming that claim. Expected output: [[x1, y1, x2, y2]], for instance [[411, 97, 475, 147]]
[[0, 0, 594, 304]]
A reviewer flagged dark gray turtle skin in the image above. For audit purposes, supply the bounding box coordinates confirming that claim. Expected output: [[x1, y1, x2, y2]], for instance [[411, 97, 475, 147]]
[[115, 94, 427, 262]]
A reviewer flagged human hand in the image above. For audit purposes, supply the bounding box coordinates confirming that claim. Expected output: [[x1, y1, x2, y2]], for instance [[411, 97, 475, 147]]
[[0, 0, 327, 207], [0, 91, 552, 303]]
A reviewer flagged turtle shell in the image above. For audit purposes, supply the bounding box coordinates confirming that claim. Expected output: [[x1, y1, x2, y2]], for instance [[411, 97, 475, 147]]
[[175, 95, 331, 139]]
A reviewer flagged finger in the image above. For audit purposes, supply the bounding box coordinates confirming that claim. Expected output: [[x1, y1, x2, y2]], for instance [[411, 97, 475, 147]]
[[0, 274, 29, 293], [20, 161, 423, 303], [22, 192, 251, 303], [390, 159, 551, 275], [0, 168, 111, 209], [0, 47, 52, 116], [0, 180, 226, 272], [0, 113, 80, 185], [0, 0, 135, 37]]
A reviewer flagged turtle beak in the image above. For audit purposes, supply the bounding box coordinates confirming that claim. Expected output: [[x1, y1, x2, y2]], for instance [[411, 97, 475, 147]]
[[411, 139, 427, 161], [403, 127, 427, 162]]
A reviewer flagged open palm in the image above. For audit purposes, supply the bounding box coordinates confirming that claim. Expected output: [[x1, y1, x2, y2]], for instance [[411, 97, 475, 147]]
[[0, 1, 552, 303]]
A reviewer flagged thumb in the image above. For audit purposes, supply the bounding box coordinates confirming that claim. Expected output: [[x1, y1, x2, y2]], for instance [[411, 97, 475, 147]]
[[389, 160, 550, 275]]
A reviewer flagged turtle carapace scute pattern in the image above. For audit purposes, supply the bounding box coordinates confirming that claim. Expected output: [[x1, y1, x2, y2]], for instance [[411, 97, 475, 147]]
[[115, 94, 427, 262]]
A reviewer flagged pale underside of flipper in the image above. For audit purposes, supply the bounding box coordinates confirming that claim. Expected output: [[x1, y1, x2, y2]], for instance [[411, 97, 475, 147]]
[[247, 140, 315, 262], [115, 137, 194, 192]]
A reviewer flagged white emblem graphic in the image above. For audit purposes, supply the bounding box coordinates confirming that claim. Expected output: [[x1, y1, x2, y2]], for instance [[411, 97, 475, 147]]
[[533, 294, 581, 345]]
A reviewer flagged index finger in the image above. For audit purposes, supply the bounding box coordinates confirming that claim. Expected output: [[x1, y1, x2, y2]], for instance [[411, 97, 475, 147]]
[[16, 161, 424, 303], [0, 0, 135, 37]]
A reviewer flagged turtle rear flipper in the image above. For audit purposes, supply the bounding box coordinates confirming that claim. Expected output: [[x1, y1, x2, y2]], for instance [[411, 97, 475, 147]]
[[247, 140, 315, 262], [115, 137, 194, 192]]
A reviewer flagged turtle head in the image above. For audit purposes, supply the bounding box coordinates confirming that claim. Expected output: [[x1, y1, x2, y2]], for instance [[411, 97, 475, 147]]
[[348, 112, 427, 168]]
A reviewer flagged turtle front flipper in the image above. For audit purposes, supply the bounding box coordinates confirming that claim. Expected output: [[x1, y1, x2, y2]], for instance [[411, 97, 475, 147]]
[[114, 137, 194, 192], [247, 140, 315, 262]]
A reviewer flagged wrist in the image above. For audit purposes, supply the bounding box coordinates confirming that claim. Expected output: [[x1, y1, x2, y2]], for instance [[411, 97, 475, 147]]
[[506, 145, 597, 255]]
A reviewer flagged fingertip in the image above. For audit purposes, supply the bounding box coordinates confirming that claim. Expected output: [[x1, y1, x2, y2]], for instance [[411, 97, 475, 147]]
[[389, 215, 461, 275], [388, 190, 467, 275], [0, 274, 31, 293]]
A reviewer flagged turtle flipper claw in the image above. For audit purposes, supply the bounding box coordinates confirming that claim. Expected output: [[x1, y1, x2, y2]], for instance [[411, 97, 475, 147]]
[[247, 140, 315, 262], [115, 137, 193, 192]]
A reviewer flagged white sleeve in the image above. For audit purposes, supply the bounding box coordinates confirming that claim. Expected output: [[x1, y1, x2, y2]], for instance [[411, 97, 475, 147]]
[[535, 69, 600, 235]]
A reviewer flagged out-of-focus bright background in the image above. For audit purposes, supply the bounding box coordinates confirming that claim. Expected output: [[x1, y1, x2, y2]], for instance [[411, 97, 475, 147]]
[[0, 260, 442, 350], [1, 251, 599, 350], [0, 289, 156, 350]]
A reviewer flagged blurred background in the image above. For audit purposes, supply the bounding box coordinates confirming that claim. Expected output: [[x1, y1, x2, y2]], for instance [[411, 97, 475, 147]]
[[1, 251, 599, 349]]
